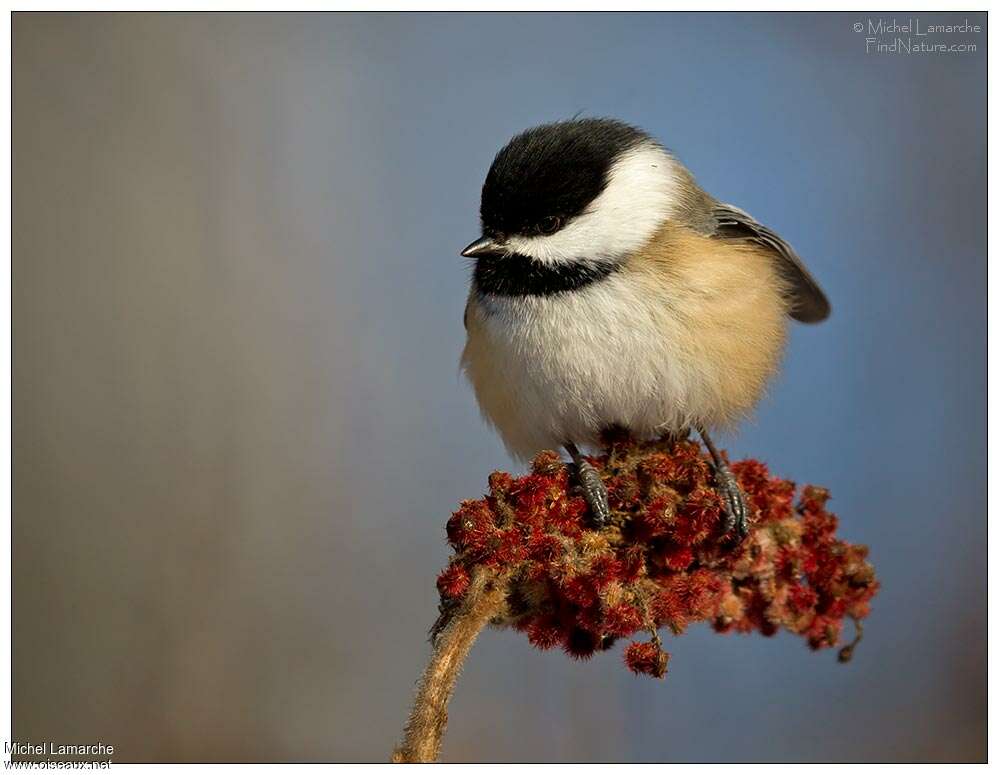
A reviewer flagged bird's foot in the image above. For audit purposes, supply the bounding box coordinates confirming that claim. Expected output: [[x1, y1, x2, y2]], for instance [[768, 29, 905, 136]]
[[564, 441, 611, 528], [697, 427, 750, 541], [575, 458, 611, 529], [714, 465, 749, 541]]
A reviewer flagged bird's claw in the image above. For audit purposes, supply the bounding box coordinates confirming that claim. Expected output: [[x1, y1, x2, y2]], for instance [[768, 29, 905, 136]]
[[715, 468, 749, 540], [575, 459, 611, 528]]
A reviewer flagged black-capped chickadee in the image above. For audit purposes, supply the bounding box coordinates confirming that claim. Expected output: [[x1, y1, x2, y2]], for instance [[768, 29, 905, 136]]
[[460, 118, 829, 537]]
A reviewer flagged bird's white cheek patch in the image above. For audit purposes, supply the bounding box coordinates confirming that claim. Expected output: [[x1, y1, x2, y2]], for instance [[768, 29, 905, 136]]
[[506, 142, 682, 267]]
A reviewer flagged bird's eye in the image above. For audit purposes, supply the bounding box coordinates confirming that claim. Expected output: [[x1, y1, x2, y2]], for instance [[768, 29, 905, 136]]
[[538, 216, 562, 235]]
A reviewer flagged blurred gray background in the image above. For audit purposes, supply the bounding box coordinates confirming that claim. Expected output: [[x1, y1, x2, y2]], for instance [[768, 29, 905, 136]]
[[13, 12, 986, 763]]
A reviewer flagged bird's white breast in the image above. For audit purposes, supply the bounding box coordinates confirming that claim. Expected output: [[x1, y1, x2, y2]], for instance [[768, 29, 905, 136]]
[[462, 270, 720, 460]]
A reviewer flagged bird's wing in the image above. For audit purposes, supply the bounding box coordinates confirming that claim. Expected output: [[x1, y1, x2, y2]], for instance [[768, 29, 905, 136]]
[[710, 202, 830, 323]]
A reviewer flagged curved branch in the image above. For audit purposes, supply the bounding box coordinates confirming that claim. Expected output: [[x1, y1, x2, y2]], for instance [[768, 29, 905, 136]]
[[392, 572, 506, 763]]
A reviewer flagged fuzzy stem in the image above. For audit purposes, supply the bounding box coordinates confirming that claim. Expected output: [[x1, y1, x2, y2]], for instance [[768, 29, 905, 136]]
[[392, 571, 507, 763]]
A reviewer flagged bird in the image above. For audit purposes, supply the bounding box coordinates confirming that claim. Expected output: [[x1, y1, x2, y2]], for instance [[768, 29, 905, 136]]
[[459, 117, 829, 537]]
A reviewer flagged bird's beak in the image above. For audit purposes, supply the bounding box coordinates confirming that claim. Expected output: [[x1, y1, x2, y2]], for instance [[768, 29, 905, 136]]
[[460, 236, 506, 259]]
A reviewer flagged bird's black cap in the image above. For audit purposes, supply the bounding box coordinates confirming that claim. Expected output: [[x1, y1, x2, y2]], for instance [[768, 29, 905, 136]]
[[479, 118, 649, 239]]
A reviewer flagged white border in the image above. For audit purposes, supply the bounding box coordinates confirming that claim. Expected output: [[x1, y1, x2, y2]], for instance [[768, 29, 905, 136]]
[[4, 2, 995, 11], [5, 6, 991, 771]]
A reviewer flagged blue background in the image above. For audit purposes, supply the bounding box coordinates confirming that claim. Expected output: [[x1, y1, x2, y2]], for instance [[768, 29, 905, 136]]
[[14, 12, 986, 762]]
